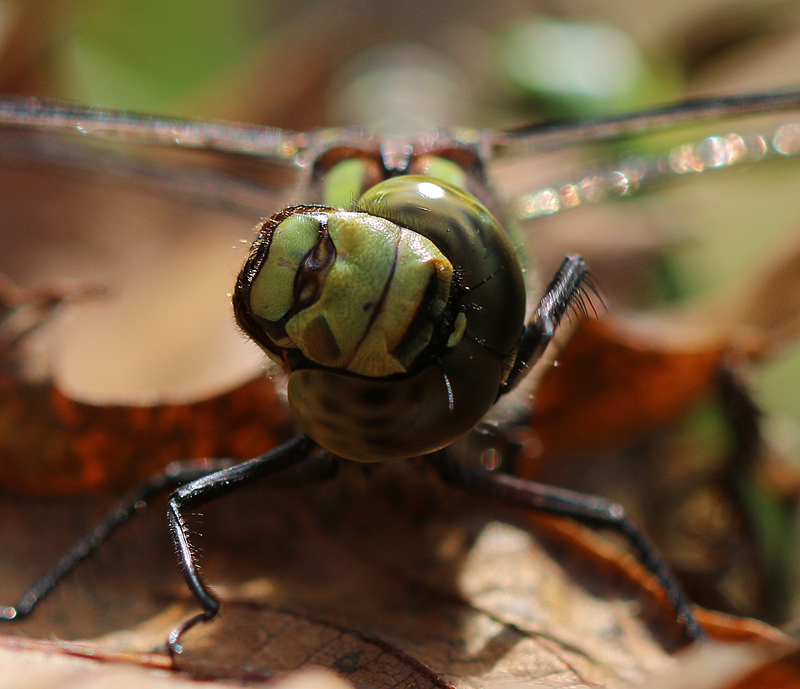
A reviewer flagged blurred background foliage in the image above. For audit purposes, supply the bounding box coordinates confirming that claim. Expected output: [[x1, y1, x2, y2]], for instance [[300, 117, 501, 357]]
[[0, 0, 797, 126], [2, 0, 800, 624]]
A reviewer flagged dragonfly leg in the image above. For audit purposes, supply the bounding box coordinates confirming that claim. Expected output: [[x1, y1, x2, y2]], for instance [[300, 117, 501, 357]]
[[435, 454, 704, 643], [0, 457, 242, 623], [166, 433, 318, 653], [501, 254, 594, 394], [0, 434, 322, 649]]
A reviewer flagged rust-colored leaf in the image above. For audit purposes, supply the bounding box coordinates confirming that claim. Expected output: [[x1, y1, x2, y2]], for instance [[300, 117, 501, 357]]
[[0, 374, 294, 495], [0, 279, 295, 495], [525, 225, 800, 460], [526, 316, 727, 458], [510, 230, 800, 624]]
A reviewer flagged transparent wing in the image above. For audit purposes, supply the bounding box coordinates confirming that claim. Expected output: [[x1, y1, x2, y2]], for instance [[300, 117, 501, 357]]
[[0, 96, 306, 161], [484, 88, 800, 310], [490, 88, 800, 155], [4, 89, 800, 407]]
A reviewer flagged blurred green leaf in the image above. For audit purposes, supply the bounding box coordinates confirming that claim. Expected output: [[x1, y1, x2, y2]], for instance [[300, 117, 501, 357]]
[[53, 0, 270, 114]]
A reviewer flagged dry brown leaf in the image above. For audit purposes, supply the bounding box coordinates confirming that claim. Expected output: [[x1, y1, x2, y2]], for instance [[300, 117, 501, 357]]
[[0, 635, 354, 688], [641, 640, 800, 689], [724, 646, 800, 689], [3, 459, 764, 688], [0, 191, 791, 686]]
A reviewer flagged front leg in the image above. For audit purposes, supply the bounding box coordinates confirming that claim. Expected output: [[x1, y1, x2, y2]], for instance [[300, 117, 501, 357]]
[[502, 255, 595, 394], [167, 433, 318, 652]]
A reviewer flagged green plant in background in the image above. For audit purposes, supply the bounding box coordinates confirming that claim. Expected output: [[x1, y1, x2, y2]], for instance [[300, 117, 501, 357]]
[[49, 0, 267, 115], [497, 16, 683, 119]]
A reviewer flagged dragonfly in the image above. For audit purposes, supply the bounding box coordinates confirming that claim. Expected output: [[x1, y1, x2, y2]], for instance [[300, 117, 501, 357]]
[[0, 88, 799, 656]]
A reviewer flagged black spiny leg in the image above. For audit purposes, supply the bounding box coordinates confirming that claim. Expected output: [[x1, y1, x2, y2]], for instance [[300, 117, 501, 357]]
[[436, 455, 704, 643], [0, 458, 241, 623], [0, 433, 321, 654], [502, 255, 593, 394], [167, 433, 317, 653], [461, 256, 701, 640]]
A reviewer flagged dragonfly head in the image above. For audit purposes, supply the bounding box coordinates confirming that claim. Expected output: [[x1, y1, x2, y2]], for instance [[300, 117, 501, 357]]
[[233, 176, 526, 462]]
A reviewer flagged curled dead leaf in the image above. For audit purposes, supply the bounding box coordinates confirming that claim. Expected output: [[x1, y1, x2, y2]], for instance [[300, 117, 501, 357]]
[[0, 281, 295, 494]]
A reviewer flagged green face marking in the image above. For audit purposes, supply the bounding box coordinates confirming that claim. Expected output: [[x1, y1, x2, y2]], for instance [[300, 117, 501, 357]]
[[249, 213, 323, 324], [417, 156, 468, 189], [346, 227, 452, 376], [243, 205, 455, 377], [285, 213, 400, 369], [322, 158, 373, 208]]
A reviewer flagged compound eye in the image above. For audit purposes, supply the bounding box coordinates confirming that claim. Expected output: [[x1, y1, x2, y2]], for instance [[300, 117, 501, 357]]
[[406, 155, 468, 189], [355, 176, 526, 358], [322, 157, 384, 208]]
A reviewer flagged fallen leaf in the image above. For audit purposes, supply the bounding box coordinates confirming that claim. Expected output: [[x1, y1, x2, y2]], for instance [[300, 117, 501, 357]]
[[0, 456, 788, 688], [0, 280, 295, 494]]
